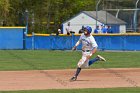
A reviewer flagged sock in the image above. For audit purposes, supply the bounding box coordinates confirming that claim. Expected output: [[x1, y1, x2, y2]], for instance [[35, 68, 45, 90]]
[[88, 57, 99, 66], [74, 68, 81, 77]]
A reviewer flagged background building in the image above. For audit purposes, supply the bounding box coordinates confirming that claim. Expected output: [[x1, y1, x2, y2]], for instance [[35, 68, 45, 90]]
[[62, 11, 126, 34]]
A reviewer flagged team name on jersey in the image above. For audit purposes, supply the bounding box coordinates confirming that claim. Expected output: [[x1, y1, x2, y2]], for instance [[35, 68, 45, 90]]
[[82, 39, 90, 45]]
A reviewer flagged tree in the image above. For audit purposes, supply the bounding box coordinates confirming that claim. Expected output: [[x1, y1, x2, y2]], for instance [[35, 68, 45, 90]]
[[1, 0, 96, 33], [0, 0, 10, 26]]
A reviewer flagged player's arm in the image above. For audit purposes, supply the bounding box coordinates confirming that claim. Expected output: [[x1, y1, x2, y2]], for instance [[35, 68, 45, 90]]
[[90, 37, 98, 56], [72, 35, 82, 51], [90, 47, 97, 56], [72, 40, 80, 51], [86, 47, 97, 60]]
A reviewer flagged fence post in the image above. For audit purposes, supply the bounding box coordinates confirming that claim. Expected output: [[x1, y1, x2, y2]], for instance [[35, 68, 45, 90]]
[[23, 28, 26, 50], [71, 33, 75, 49], [122, 35, 126, 51], [32, 32, 35, 50]]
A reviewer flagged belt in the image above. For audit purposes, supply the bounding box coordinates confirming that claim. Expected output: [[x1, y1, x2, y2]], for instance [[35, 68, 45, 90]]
[[82, 50, 90, 52]]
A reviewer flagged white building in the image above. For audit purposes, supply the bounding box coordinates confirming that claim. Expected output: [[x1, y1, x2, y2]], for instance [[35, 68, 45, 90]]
[[62, 11, 126, 34]]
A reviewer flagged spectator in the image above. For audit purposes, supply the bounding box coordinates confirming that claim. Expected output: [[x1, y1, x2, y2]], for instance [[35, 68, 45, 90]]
[[56, 28, 61, 35], [107, 25, 113, 33], [66, 22, 72, 35], [94, 25, 100, 33], [79, 26, 85, 34], [56, 24, 62, 35], [58, 29, 61, 34], [101, 24, 107, 33]]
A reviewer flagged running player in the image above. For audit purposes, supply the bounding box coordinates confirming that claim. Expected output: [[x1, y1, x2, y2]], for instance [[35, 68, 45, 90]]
[[70, 26, 106, 81]]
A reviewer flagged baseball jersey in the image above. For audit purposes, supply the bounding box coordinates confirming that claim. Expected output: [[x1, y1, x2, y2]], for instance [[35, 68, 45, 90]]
[[79, 33, 98, 51]]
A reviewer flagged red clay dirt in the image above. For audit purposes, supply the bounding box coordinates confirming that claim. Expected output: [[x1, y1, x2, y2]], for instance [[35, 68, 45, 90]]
[[0, 68, 140, 91]]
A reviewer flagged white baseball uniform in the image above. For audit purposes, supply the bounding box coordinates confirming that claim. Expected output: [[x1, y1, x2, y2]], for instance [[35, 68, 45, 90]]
[[75, 33, 98, 68]]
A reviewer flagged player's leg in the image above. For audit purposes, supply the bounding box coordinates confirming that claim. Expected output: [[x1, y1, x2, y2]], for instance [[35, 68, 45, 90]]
[[88, 57, 99, 66], [88, 55, 106, 66], [70, 57, 85, 81], [70, 67, 81, 81]]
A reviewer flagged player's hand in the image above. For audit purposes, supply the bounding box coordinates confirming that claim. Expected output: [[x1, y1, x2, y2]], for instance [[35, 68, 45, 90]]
[[85, 55, 92, 62], [72, 46, 76, 51], [86, 55, 91, 60]]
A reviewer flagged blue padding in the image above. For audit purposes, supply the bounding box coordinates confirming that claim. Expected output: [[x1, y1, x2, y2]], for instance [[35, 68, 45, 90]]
[[95, 35, 140, 51], [0, 29, 24, 49], [25, 36, 32, 49], [50, 35, 70, 50], [35, 36, 51, 49], [106, 36, 125, 50], [95, 36, 126, 50], [25, 35, 140, 51], [124, 36, 140, 51]]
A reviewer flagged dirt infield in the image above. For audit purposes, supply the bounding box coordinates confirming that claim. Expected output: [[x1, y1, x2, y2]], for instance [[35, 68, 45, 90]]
[[0, 68, 140, 91]]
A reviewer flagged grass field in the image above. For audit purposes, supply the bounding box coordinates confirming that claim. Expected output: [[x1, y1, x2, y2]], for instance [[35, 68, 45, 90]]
[[1, 87, 140, 93], [0, 50, 140, 92], [0, 50, 140, 71]]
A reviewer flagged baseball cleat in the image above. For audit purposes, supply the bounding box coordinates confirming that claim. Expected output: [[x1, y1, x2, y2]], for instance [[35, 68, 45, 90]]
[[97, 55, 106, 61], [70, 76, 77, 82]]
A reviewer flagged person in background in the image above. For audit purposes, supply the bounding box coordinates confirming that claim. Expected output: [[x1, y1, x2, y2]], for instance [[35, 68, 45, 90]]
[[101, 24, 107, 33], [66, 22, 72, 35], [56, 24, 62, 35], [94, 25, 100, 33], [107, 25, 113, 33], [56, 28, 61, 35], [58, 29, 61, 34], [79, 26, 85, 34]]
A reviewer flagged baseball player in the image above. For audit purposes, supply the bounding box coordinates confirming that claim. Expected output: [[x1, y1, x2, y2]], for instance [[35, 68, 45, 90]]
[[70, 26, 106, 81]]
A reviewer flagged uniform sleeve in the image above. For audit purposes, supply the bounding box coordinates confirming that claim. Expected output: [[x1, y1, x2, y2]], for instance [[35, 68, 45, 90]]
[[90, 36, 98, 48], [75, 34, 82, 46], [78, 33, 84, 42]]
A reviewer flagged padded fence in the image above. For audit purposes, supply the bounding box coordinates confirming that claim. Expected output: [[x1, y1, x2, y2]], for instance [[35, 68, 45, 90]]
[[0, 27, 25, 49], [95, 35, 140, 51], [26, 35, 75, 50], [26, 34, 140, 51], [0, 28, 140, 51]]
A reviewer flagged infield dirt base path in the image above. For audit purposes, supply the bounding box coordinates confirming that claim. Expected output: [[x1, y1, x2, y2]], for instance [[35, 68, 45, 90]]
[[0, 68, 140, 91]]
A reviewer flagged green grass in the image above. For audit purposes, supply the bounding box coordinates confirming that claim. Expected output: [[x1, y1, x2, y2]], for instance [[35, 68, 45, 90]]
[[1, 87, 140, 93], [0, 50, 140, 71]]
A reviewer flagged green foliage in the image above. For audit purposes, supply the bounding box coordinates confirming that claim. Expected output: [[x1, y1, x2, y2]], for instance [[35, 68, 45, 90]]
[[0, 0, 10, 25], [0, 0, 96, 33]]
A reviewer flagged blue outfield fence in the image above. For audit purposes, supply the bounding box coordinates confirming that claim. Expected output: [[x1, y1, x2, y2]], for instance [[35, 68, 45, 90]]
[[0, 27, 140, 51], [95, 35, 140, 51], [26, 35, 75, 50], [0, 27, 25, 49], [25, 34, 140, 51]]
